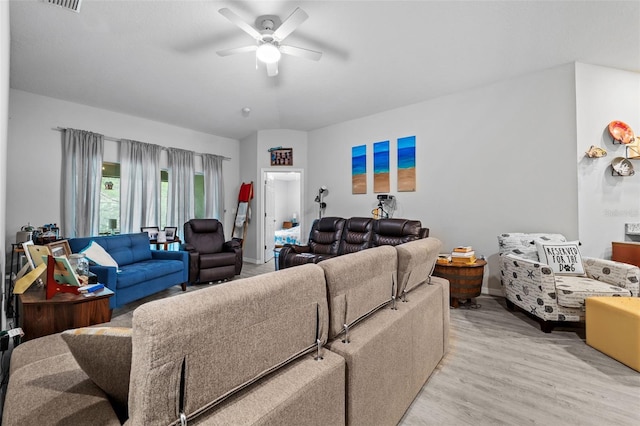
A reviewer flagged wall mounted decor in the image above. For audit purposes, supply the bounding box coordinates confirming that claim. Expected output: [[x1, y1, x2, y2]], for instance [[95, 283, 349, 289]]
[[270, 148, 292, 166], [611, 157, 635, 176], [373, 141, 390, 193], [352, 145, 367, 194], [625, 223, 640, 236], [626, 140, 640, 159], [585, 145, 607, 158], [608, 121, 635, 144], [397, 136, 416, 191]]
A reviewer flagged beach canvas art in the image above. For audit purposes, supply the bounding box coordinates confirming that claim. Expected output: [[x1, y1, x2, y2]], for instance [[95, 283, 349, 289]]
[[397, 136, 416, 191], [374, 140, 390, 193], [352, 144, 367, 194]]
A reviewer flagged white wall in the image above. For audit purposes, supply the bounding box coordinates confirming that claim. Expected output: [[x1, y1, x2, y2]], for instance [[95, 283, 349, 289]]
[[242, 129, 307, 263], [308, 64, 579, 295], [576, 63, 640, 258], [6, 89, 240, 250], [1, 1, 10, 329]]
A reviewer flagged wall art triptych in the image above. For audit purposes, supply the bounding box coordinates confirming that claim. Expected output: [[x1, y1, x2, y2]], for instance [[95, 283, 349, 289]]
[[351, 136, 416, 194]]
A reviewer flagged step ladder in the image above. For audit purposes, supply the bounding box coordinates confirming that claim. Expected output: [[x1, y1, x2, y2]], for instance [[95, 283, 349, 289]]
[[232, 182, 254, 248]]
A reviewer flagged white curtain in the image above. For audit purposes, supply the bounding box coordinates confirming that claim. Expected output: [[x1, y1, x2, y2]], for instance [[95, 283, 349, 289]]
[[62, 128, 104, 238], [119, 139, 162, 234], [167, 148, 195, 238], [201, 154, 225, 220]]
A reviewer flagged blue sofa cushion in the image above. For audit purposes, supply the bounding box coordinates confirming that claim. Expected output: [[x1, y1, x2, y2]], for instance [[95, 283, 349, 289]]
[[116, 259, 185, 290], [69, 233, 152, 267]]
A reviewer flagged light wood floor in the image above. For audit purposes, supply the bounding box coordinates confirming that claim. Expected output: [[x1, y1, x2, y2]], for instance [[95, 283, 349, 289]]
[[113, 261, 640, 425]]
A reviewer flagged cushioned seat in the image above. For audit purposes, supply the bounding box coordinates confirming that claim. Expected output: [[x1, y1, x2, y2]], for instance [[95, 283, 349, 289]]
[[555, 275, 631, 308], [371, 218, 425, 247], [183, 219, 242, 283], [116, 259, 186, 290], [278, 217, 345, 269]]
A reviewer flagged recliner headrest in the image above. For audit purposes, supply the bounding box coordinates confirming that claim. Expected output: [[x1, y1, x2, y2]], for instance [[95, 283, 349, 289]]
[[189, 219, 220, 233], [316, 217, 345, 232], [346, 217, 372, 233], [375, 219, 422, 237]]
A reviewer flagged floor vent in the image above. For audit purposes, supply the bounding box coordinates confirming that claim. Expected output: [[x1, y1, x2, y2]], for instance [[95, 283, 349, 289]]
[[44, 0, 82, 13]]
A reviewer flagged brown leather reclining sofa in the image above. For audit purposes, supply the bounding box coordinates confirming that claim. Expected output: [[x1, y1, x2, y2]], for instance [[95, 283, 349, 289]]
[[278, 217, 428, 270]]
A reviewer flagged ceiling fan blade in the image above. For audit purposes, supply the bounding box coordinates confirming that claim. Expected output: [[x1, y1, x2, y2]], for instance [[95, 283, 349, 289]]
[[266, 61, 279, 77], [272, 7, 308, 41], [219, 8, 261, 40], [280, 45, 322, 61], [217, 45, 257, 57]]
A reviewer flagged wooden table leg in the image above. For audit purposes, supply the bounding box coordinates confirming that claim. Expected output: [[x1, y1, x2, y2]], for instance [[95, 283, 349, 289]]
[[451, 297, 459, 308]]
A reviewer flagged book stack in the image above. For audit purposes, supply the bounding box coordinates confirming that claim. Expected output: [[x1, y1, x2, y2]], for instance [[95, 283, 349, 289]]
[[451, 246, 477, 264], [436, 254, 451, 265]]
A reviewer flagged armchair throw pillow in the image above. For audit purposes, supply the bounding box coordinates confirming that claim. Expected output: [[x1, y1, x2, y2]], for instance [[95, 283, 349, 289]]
[[80, 240, 118, 268], [536, 240, 585, 276]]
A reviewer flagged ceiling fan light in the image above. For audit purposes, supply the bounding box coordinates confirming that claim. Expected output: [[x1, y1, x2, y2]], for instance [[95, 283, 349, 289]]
[[256, 43, 281, 64]]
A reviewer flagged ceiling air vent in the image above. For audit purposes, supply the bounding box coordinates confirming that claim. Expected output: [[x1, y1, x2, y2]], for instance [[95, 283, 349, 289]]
[[44, 0, 82, 13]]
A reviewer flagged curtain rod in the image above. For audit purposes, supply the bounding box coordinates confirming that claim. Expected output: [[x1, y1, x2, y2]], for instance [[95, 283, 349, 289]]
[[54, 127, 231, 160]]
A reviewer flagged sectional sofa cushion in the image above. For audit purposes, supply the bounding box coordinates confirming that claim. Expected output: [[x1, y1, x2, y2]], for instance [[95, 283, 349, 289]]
[[61, 327, 132, 412], [127, 264, 330, 424], [320, 245, 397, 339], [396, 237, 442, 298]]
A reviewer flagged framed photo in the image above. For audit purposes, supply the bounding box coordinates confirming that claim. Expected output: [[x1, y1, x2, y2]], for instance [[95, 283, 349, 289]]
[[47, 240, 72, 258], [270, 148, 293, 166], [141, 226, 160, 240], [164, 226, 178, 241]]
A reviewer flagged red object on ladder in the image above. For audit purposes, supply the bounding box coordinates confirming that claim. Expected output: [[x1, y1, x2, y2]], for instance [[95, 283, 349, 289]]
[[232, 182, 254, 248]]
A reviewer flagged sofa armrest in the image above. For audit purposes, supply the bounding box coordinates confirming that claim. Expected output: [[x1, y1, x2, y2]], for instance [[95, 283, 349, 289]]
[[89, 265, 118, 291], [151, 250, 187, 261], [583, 257, 640, 296], [500, 254, 558, 309]]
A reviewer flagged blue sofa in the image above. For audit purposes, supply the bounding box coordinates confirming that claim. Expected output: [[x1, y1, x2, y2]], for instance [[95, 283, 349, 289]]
[[68, 233, 189, 309]]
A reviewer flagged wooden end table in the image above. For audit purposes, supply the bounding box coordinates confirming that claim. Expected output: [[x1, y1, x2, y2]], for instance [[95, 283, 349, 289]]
[[433, 259, 487, 308], [150, 238, 182, 251], [18, 286, 114, 341]]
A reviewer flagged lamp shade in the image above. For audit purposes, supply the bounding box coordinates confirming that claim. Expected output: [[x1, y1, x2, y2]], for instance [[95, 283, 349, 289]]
[[256, 43, 281, 64]]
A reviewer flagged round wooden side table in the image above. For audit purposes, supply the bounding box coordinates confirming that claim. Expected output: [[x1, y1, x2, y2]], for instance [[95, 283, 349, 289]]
[[433, 259, 487, 308]]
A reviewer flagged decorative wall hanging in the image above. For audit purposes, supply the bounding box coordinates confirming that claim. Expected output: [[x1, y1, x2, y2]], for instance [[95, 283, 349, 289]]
[[373, 141, 390, 193], [611, 157, 635, 176], [270, 148, 293, 166], [397, 136, 416, 191], [585, 145, 607, 158], [626, 140, 640, 159], [352, 145, 367, 194], [608, 121, 635, 144]]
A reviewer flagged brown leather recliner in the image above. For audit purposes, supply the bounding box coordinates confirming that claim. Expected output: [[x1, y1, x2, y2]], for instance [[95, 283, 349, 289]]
[[278, 217, 346, 269], [339, 217, 374, 254], [371, 218, 427, 247], [183, 219, 242, 283]]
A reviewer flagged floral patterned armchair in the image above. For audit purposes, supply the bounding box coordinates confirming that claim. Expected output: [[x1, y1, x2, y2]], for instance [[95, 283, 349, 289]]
[[498, 233, 639, 332]]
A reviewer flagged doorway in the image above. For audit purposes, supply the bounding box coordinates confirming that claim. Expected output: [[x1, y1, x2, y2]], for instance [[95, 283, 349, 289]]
[[263, 170, 303, 263]]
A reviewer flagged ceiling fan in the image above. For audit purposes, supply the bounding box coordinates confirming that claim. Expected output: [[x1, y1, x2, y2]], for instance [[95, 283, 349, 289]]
[[217, 7, 322, 77]]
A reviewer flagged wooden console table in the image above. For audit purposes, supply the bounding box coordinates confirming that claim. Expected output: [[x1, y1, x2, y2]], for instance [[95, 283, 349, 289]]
[[612, 241, 640, 268], [18, 286, 114, 341]]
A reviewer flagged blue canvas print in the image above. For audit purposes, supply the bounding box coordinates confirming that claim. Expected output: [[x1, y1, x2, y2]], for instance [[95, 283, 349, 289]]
[[374, 141, 390, 193], [352, 145, 367, 194], [397, 136, 416, 191]]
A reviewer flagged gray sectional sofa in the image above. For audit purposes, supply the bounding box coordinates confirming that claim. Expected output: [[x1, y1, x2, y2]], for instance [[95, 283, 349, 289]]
[[2, 237, 448, 425]]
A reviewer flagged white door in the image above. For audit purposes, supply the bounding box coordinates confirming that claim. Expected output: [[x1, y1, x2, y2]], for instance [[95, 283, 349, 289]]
[[264, 174, 276, 262]]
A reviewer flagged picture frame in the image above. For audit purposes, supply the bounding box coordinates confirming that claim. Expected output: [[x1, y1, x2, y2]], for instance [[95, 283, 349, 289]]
[[21, 240, 35, 269], [270, 148, 293, 166], [47, 240, 72, 258], [28, 245, 51, 267], [47, 255, 81, 287], [141, 226, 160, 240], [164, 226, 178, 241]]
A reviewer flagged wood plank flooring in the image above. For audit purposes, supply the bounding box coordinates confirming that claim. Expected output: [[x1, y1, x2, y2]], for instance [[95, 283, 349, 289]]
[[113, 260, 640, 425], [400, 295, 640, 426]]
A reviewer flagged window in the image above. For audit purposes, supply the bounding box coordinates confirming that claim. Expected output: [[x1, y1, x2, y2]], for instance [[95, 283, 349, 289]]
[[160, 170, 168, 228], [194, 174, 205, 219], [99, 162, 120, 234]]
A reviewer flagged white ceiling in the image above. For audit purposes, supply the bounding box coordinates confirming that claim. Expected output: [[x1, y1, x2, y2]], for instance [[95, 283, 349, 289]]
[[9, 0, 640, 140]]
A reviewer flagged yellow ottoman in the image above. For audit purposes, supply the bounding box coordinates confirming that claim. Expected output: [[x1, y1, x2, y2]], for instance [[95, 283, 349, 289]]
[[586, 297, 640, 372]]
